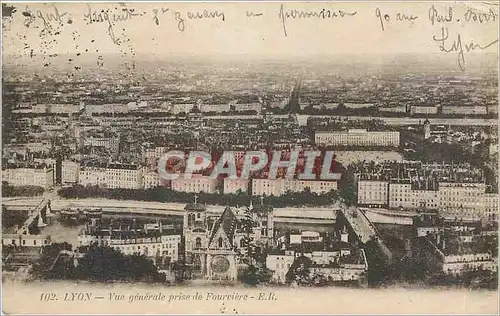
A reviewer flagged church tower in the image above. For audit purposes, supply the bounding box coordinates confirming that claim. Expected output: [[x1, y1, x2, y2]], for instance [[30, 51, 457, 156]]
[[183, 196, 209, 277], [423, 119, 431, 140]]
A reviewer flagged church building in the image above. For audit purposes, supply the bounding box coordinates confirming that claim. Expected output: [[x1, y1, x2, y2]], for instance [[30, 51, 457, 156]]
[[182, 199, 274, 281]]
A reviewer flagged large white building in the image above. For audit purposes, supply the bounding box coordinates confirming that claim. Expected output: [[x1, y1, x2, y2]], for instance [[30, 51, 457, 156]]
[[171, 103, 195, 114], [223, 178, 249, 194], [357, 180, 389, 207], [200, 103, 231, 113], [252, 179, 336, 196], [389, 182, 439, 209], [105, 163, 143, 189], [78, 231, 181, 263], [266, 250, 295, 283], [426, 235, 497, 277], [79, 165, 107, 187], [171, 174, 219, 194], [83, 135, 120, 156], [142, 146, 169, 160], [358, 178, 498, 220], [2, 234, 52, 247], [78, 163, 143, 189], [233, 102, 262, 113], [143, 169, 161, 189], [62, 160, 80, 184], [315, 129, 400, 147], [2, 165, 54, 189], [438, 182, 488, 209], [251, 179, 337, 196], [410, 105, 440, 115], [441, 105, 488, 116]]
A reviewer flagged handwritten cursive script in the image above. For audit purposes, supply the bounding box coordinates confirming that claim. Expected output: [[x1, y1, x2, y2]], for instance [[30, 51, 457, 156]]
[[279, 4, 357, 36], [432, 26, 499, 71], [84, 4, 141, 45]]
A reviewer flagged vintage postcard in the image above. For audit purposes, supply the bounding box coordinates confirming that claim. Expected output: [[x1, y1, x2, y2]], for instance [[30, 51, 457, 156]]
[[1, 1, 499, 315]]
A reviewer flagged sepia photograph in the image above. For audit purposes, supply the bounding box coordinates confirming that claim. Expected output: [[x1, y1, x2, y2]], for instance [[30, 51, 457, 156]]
[[1, 1, 499, 314]]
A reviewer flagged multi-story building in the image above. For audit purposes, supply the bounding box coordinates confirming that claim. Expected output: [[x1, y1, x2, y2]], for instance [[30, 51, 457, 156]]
[[223, 178, 249, 194], [79, 165, 107, 187], [2, 234, 52, 247], [441, 105, 488, 116], [233, 103, 262, 113], [389, 182, 439, 209], [357, 180, 389, 207], [171, 174, 219, 194], [252, 179, 284, 196], [200, 103, 231, 113], [251, 179, 337, 196], [483, 193, 499, 220], [79, 162, 143, 189], [438, 182, 488, 210], [143, 169, 160, 189], [315, 129, 400, 147], [285, 180, 338, 194], [78, 223, 181, 264], [5, 142, 52, 155], [266, 250, 295, 283], [171, 103, 195, 114], [269, 227, 368, 284], [105, 163, 143, 189], [2, 165, 54, 189], [61, 160, 80, 184], [410, 105, 440, 115], [142, 146, 169, 160], [425, 233, 497, 277], [83, 134, 120, 157], [378, 106, 407, 113], [356, 162, 496, 219]]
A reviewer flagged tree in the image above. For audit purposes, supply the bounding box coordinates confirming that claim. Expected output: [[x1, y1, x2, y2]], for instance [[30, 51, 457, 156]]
[[239, 263, 273, 286], [30, 242, 74, 280], [286, 256, 312, 285], [75, 245, 164, 282]]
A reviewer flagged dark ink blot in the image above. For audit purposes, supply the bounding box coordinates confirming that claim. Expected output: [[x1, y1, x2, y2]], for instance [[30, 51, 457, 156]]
[[68, 59, 73, 62], [67, 18, 73, 24], [22, 11, 31, 17], [2, 4, 17, 17], [85, 49, 88, 52], [76, 53, 81, 56], [91, 39, 95, 42]]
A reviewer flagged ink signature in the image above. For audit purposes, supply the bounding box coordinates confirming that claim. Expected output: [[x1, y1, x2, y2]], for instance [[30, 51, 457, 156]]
[[433, 26, 499, 71]]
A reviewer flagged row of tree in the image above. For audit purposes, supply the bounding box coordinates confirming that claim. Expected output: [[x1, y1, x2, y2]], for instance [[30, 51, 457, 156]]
[[2, 181, 44, 197], [2, 206, 28, 229], [58, 185, 345, 207]]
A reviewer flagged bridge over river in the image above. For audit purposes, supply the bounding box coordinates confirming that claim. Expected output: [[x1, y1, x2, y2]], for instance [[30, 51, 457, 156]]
[[338, 207, 394, 264]]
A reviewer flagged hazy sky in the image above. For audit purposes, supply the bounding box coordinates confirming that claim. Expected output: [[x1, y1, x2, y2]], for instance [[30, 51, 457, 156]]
[[2, 2, 498, 60]]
